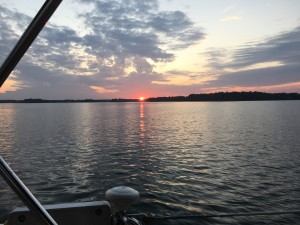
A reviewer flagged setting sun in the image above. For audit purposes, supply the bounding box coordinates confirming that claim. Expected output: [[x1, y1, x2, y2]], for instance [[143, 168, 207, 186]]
[[139, 96, 145, 101]]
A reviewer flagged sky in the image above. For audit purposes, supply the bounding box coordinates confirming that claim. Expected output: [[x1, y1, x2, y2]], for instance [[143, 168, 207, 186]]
[[0, 0, 299, 100]]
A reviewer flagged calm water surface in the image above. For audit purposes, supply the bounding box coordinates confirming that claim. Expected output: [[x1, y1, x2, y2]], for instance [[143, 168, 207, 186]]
[[0, 101, 300, 224]]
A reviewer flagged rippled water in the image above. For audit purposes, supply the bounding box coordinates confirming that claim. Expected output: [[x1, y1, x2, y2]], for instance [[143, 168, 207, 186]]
[[0, 101, 300, 224]]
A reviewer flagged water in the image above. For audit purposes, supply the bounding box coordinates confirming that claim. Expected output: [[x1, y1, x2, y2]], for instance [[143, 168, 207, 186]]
[[0, 101, 300, 224]]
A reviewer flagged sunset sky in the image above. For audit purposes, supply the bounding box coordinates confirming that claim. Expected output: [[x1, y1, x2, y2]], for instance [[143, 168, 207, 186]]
[[0, 0, 300, 99]]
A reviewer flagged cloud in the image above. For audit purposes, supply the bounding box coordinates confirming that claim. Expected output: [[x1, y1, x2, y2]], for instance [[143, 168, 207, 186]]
[[90, 86, 118, 93], [0, 1, 204, 99], [229, 26, 300, 68], [220, 16, 241, 22], [0, 5, 32, 63], [80, 0, 204, 59], [210, 64, 300, 87], [222, 4, 237, 13], [204, 26, 300, 90]]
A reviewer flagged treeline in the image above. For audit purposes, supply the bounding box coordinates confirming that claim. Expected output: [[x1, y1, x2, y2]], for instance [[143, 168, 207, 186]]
[[147, 92, 300, 102], [0, 98, 138, 103], [0, 92, 299, 103], [0, 99, 109, 103]]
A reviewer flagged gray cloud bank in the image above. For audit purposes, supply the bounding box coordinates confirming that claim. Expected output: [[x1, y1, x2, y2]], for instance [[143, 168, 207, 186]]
[[205, 26, 300, 90]]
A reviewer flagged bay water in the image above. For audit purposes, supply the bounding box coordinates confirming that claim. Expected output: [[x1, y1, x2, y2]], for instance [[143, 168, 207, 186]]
[[0, 101, 300, 224]]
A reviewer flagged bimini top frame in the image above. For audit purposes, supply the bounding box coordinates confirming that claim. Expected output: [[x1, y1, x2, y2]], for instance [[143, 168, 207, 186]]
[[0, 0, 62, 87], [0, 1, 62, 224], [0, 157, 58, 225]]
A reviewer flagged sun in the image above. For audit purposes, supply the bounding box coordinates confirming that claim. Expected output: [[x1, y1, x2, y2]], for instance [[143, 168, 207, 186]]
[[139, 96, 145, 101]]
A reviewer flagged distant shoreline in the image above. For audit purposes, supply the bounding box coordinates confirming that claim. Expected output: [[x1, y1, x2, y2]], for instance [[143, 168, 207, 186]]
[[0, 91, 299, 103]]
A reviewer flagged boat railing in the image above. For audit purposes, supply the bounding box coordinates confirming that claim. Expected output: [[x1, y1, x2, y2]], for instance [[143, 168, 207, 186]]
[[0, 156, 58, 225]]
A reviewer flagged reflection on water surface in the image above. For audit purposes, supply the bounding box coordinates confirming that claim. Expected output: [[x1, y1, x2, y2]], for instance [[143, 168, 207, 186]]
[[0, 101, 300, 224]]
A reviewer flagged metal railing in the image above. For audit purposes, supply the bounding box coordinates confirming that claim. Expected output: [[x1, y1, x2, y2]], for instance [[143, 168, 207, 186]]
[[0, 156, 58, 225], [0, 0, 62, 86], [0, 1, 62, 222]]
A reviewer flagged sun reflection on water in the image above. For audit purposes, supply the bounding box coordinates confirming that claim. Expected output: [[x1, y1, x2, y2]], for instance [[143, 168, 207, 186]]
[[139, 103, 145, 143]]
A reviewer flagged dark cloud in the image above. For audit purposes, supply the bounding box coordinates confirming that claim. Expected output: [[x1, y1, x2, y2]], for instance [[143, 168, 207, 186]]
[[0, 6, 32, 63], [81, 0, 203, 60], [204, 48, 230, 73], [41, 26, 82, 45], [149, 11, 202, 49], [229, 26, 300, 69], [3, 62, 96, 99], [210, 64, 300, 87], [205, 26, 300, 89]]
